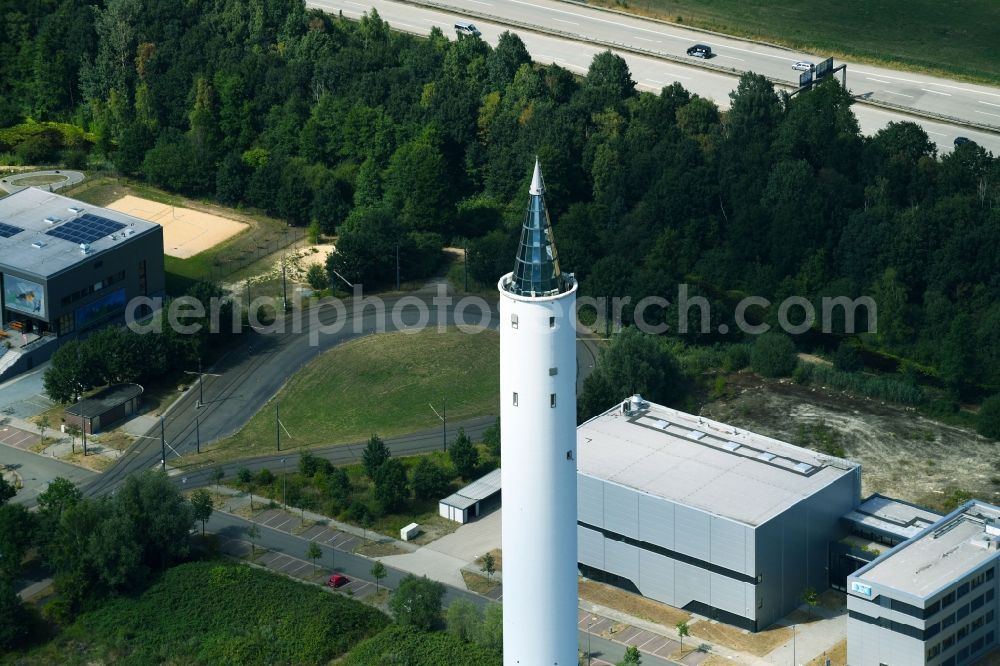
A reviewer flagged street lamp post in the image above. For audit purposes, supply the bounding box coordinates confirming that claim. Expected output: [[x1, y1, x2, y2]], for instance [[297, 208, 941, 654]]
[[429, 398, 448, 452], [160, 416, 166, 471], [195, 413, 200, 454], [281, 458, 286, 507], [197, 358, 203, 408], [276, 402, 280, 451], [587, 616, 595, 666]]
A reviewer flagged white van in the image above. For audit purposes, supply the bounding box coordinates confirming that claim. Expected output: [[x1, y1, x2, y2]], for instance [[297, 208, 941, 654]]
[[454, 21, 481, 37]]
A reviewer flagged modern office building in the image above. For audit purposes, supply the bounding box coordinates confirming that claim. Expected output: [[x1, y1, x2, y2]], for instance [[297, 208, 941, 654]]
[[847, 500, 1000, 666], [577, 396, 861, 631], [0, 187, 163, 375], [831, 494, 943, 592], [498, 159, 578, 665]]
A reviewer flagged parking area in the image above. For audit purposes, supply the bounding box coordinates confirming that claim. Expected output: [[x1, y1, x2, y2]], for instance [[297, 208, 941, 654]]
[[253, 508, 363, 553], [0, 423, 40, 450], [216, 533, 376, 601], [578, 609, 708, 666]]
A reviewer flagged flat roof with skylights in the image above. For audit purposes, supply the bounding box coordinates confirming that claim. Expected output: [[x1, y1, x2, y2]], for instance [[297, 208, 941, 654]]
[[576, 399, 859, 526], [0, 188, 159, 278]]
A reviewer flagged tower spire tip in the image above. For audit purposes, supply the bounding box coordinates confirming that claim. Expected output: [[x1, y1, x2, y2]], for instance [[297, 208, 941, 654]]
[[529, 156, 545, 196]]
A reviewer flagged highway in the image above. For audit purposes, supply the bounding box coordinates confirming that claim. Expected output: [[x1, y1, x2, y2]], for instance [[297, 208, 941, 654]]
[[306, 0, 1000, 153], [81, 289, 601, 499]]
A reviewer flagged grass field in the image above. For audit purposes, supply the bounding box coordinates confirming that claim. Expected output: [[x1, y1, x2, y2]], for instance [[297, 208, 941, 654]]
[[186, 328, 500, 464], [6, 560, 388, 666], [64, 177, 304, 294], [589, 0, 1000, 85]]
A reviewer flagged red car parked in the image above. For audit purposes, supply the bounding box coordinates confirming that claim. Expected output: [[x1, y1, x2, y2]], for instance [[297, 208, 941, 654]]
[[327, 574, 348, 588]]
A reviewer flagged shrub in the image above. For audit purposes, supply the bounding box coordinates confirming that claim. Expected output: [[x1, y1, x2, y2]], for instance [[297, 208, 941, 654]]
[[55, 561, 388, 664], [344, 625, 501, 666], [750, 332, 797, 377], [833, 341, 863, 372], [306, 263, 328, 291], [977, 394, 1000, 440], [722, 344, 751, 372], [803, 364, 925, 405], [792, 361, 814, 384]]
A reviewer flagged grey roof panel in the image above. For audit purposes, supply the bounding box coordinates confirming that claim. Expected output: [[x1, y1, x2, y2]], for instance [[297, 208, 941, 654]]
[[439, 468, 502, 510]]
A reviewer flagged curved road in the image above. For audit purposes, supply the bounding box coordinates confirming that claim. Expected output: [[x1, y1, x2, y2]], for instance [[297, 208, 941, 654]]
[[307, 0, 1000, 152], [83, 288, 601, 497]]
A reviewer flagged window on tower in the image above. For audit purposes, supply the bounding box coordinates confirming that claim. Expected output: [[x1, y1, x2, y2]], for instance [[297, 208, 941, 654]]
[[511, 314, 518, 329], [550, 393, 557, 408], [549, 316, 555, 327], [513, 392, 518, 406]]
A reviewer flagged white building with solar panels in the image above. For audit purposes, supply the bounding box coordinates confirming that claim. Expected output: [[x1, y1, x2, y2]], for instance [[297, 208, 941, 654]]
[[577, 396, 861, 631], [0, 188, 164, 374]]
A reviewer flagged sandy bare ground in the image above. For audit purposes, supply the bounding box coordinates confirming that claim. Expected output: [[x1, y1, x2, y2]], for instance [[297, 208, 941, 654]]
[[701, 375, 1000, 511], [106, 194, 248, 258], [224, 244, 334, 291]]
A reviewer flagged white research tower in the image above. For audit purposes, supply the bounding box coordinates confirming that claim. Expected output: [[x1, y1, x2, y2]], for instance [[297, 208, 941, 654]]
[[498, 158, 578, 665]]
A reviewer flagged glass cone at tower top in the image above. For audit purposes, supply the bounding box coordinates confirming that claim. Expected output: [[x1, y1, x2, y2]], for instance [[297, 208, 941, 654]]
[[507, 158, 571, 297]]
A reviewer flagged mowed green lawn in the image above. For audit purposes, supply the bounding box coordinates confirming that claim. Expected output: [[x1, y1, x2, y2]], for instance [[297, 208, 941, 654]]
[[590, 0, 1000, 84], [195, 327, 500, 463]]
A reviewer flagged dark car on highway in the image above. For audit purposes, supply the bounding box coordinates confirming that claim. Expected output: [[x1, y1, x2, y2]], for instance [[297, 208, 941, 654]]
[[953, 136, 976, 147], [686, 44, 712, 58]]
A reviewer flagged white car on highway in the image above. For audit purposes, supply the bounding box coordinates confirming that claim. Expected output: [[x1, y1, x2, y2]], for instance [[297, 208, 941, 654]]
[[792, 61, 815, 72]]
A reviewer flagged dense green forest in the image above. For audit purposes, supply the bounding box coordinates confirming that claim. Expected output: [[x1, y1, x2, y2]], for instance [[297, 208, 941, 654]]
[[1, 0, 998, 401]]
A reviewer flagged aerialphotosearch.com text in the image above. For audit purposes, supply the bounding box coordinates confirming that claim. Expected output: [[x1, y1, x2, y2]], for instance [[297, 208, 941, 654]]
[[126, 283, 877, 343]]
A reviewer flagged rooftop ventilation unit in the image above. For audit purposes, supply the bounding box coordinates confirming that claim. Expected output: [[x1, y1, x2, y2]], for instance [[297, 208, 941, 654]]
[[68, 206, 83, 215], [622, 394, 650, 416], [722, 441, 740, 452], [793, 462, 815, 474], [31, 241, 46, 249], [79, 243, 91, 255], [44, 216, 61, 225], [757, 452, 777, 462]]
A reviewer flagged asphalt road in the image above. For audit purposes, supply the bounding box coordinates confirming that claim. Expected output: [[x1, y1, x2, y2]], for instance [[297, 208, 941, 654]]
[[171, 414, 496, 490], [2, 443, 95, 505], [83, 290, 600, 498], [306, 0, 1000, 153]]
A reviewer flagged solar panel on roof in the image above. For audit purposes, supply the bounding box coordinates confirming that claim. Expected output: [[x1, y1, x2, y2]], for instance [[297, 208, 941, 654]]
[[45, 213, 125, 245], [0, 222, 23, 238]]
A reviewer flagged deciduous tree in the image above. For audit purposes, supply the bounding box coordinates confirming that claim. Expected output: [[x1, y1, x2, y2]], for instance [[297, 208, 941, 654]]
[[389, 574, 445, 631]]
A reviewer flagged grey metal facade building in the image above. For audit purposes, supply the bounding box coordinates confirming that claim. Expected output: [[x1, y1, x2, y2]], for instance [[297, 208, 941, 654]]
[[0, 187, 164, 338], [847, 501, 1000, 666], [576, 397, 861, 631]]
